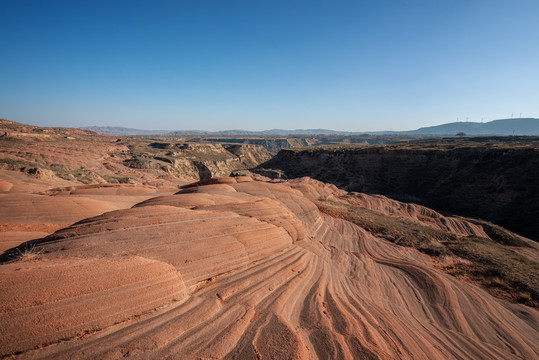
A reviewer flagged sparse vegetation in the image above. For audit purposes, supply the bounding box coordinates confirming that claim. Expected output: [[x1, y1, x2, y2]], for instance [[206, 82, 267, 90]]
[[101, 174, 133, 184], [316, 198, 539, 307], [0, 158, 41, 171], [14, 244, 44, 260]]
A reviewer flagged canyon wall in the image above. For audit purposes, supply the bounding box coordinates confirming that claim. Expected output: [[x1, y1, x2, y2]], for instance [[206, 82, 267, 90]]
[[1, 120, 272, 185], [258, 139, 539, 240], [187, 134, 422, 153], [187, 137, 316, 153], [123, 141, 272, 181]]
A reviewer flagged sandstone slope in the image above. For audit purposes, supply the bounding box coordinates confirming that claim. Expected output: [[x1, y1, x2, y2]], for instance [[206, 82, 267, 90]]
[[0, 169, 178, 253], [0, 176, 537, 359]]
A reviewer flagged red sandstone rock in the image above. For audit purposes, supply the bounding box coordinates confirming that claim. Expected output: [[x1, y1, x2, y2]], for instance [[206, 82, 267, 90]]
[[0, 176, 537, 359]]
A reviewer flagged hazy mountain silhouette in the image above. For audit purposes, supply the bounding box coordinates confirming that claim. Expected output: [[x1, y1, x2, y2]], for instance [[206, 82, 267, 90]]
[[406, 118, 539, 136], [81, 126, 171, 136], [82, 118, 539, 136]]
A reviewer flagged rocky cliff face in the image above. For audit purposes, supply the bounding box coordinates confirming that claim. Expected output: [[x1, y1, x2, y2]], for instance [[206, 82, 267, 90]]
[[258, 138, 539, 240], [189, 137, 316, 153], [1, 120, 272, 185], [123, 141, 272, 181], [186, 134, 422, 153]]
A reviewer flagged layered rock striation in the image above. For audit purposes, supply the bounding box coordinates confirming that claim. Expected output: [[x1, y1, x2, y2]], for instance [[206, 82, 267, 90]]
[[1, 176, 537, 359]]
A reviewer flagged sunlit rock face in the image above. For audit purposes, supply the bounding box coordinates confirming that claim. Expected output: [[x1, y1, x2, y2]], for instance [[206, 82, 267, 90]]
[[0, 176, 538, 359]]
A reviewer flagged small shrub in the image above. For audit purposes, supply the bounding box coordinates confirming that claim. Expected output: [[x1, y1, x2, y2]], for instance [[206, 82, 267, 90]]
[[15, 244, 44, 260]]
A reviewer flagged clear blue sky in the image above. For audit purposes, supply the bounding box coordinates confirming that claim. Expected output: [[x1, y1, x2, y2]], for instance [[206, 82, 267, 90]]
[[1, 0, 538, 131]]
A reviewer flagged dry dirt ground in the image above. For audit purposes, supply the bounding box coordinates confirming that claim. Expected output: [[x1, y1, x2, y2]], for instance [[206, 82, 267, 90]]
[[1, 174, 538, 359]]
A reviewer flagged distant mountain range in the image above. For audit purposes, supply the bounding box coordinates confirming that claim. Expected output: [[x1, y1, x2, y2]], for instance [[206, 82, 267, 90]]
[[406, 118, 539, 136], [171, 128, 351, 136], [81, 118, 539, 137], [80, 126, 171, 136]]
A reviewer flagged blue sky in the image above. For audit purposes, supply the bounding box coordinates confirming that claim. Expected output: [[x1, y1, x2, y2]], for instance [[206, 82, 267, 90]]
[[1, 0, 538, 131]]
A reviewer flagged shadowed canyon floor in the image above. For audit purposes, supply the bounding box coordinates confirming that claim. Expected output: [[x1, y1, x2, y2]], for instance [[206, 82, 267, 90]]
[[1, 176, 538, 359]]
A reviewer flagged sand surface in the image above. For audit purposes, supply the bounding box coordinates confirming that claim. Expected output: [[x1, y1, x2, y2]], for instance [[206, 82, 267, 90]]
[[0, 176, 537, 359]]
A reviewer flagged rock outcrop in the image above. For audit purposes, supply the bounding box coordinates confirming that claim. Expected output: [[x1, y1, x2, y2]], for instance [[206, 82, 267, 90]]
[[1, 119, 272, 186], [0, 169, 178, 252], [190, 137, 317, 153], [122, 142, 272, 181], [1, 176, 537, 359]]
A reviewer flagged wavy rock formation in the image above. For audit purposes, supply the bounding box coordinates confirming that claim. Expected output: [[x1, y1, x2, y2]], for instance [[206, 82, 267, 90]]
[[0, 170, 178, 253], [0, 176, 537, 359]]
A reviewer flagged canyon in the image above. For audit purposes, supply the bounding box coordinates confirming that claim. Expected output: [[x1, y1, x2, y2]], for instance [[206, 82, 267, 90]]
[[1, 119, 272, 186], [258, 137, 539, 241], [0, 120, 538, 359]]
